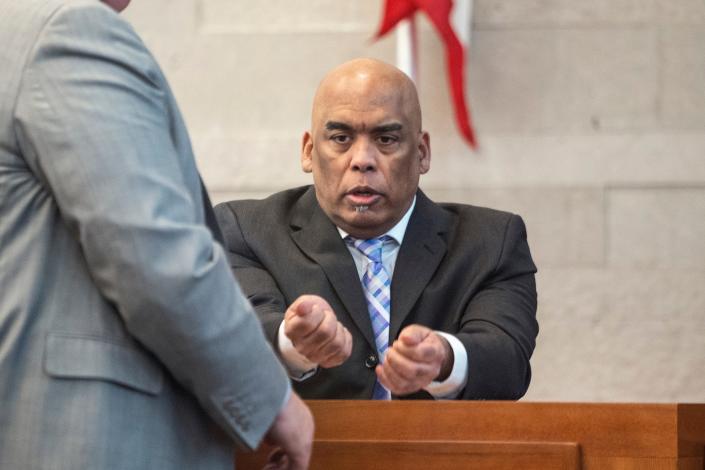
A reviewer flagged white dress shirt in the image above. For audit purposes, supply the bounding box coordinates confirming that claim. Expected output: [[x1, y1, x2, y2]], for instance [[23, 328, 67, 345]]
[[278, 197, 469, 398]]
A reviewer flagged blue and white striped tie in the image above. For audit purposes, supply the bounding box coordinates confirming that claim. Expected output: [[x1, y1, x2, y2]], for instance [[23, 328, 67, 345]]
[[348, 236, 393, 400]]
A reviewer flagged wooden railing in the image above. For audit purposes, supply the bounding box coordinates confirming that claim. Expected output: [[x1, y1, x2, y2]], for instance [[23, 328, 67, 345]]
[[236, 401, 705, 469]]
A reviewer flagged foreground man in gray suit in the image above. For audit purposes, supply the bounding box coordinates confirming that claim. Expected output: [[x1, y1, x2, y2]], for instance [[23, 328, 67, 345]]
[[215, 59, 538, 401], [0, 0, 312, 468]]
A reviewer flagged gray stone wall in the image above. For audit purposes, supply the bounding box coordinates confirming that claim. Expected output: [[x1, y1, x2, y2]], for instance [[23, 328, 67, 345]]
[[124, 0, 705, 402]]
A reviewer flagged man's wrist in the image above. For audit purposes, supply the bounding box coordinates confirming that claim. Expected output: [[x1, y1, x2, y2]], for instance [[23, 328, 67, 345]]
[[425, 332, 468, 399], [435, 334, 454, 382], [277, 320, 318, 381]]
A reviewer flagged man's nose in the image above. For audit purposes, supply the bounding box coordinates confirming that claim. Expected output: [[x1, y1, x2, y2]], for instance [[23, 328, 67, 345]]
[[349, 138, 377, 172]]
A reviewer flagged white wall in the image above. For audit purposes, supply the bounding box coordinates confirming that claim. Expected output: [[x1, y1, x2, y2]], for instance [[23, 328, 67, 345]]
[[124, 0, 705, 402]]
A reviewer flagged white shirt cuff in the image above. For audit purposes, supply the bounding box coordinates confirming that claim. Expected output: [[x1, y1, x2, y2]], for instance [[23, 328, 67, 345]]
[[424, 332, 468, 399], [277, 320, 318, 381]]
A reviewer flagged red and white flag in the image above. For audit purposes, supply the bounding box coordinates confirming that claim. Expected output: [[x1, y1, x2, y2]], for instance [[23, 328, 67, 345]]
[[375, 0, 477, 149]]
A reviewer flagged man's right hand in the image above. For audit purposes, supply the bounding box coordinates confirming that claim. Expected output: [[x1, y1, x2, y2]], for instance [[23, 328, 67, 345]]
[[263, 392, 314, 470], [284, 295, 352, 368]]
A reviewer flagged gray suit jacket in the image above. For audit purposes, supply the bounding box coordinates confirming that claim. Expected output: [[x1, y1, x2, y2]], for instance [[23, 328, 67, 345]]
[[215, 186, 538, 400], [0, 1, 289, 468]]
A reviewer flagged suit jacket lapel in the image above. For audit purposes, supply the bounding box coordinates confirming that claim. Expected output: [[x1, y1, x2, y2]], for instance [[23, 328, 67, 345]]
[[389, 190, 453, 340], [289, 187, 377, 350]]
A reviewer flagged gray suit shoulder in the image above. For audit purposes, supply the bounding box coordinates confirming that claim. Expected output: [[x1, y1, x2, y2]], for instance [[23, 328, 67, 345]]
[[5, 0, 150, 92], [9, 0, 130, 33]]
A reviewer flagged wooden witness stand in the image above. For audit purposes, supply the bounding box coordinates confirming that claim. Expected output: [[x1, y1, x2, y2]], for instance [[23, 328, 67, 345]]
[[236, 401, 705, 470]]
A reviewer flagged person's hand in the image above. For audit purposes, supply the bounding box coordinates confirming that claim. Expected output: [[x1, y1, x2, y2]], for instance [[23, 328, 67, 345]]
[[262, 392, 314, 470], [376, 324, 453, 396], [284, 295, 352, 368]]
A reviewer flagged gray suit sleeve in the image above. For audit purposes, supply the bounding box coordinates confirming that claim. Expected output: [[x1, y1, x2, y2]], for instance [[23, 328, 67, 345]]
[[213, 202, 288, 347], [13, 2, 289, 449]]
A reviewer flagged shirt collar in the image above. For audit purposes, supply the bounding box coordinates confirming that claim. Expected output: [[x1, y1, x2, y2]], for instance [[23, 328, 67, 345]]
[[337, 195, 416, 245]]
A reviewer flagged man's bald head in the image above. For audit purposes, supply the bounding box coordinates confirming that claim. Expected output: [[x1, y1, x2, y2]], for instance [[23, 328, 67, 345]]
[[311, 58, 422, 134], [301, 58, 431, 239]]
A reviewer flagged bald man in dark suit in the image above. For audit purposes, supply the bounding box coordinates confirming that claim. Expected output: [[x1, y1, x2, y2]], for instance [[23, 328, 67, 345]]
[[215, 58, 538, 400]]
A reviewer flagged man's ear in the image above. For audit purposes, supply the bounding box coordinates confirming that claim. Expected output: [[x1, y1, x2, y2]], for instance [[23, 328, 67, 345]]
[[418, 131, 431, 174], [301, 131, 313, 173]]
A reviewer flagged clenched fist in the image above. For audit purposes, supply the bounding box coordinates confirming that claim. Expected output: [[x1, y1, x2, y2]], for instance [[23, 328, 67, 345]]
[[376, 324, 453, 396], [284, 295, 353, 368]]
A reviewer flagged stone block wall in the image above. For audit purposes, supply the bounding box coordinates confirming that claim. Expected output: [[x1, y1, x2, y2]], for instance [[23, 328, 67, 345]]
[[124, 0, 705, 402]]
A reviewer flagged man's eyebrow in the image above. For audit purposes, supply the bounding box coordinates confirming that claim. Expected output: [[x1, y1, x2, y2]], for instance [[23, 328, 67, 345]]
[[372, 123, 403, 133], [325, 121, 353, 131]]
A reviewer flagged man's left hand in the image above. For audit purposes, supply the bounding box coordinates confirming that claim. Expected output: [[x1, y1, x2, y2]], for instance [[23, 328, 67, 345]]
[[375, 324, 453, 396]]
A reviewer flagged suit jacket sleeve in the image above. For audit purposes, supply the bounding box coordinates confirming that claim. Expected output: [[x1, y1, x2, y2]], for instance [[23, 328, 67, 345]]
[[213, 202, 286, 347], [13, 2, 288, 449], [457, 214, 538, 400]]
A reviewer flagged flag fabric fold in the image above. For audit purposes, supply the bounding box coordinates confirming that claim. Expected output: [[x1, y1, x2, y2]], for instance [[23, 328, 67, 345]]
[[375, 0, 477, 149]]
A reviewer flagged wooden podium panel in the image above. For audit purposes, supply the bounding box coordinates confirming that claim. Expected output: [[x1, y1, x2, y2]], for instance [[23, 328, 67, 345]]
[[236, 402, 705, 470], [308, 439, 580, 470]]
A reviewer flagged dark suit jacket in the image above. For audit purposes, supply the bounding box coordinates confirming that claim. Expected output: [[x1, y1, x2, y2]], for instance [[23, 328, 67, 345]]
[[215, 185, 538, 400]]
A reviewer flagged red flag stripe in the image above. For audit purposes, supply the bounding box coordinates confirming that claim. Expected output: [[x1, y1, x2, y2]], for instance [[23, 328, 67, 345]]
[[375, 0, 477, 149], [375, 0, 417, 38]]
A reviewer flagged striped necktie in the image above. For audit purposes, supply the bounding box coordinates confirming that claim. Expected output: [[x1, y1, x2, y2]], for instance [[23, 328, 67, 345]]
[[347, 236, 393, 400]]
